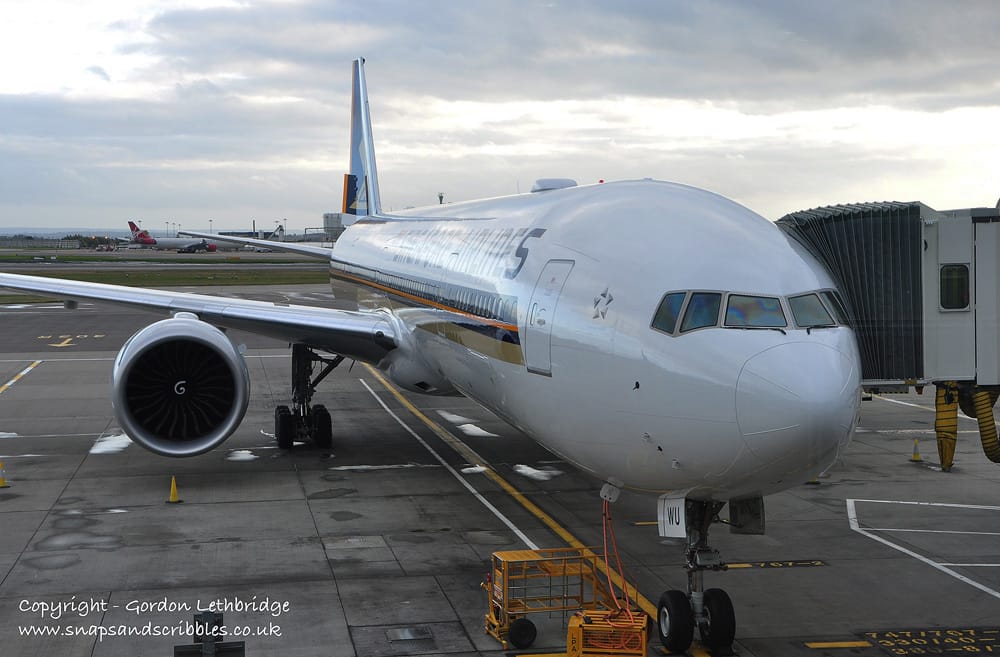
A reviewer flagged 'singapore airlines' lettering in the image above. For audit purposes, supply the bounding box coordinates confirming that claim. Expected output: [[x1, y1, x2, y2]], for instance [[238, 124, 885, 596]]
[[386, 226, 546, 281], [504, 228, 547, 279]]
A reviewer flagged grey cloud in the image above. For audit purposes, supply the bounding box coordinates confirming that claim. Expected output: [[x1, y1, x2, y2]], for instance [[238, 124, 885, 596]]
[[87, 66, 111, 82], [115, 0, 1000, 110], [4, 0, 999, 230]]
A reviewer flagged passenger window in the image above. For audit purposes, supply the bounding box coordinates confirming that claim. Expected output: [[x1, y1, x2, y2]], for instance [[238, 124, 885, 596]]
[[940, 264, 970, 310], [820, 290, 848, 324], [724, 295, 786, 327], [651, 292, 687, 334], [789, 293, 835, 327], [681, 293, 722, 332]]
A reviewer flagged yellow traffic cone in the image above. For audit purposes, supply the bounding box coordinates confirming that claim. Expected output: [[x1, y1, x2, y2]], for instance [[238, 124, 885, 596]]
[[166, 476, 183, 504], [0, 461, 9, 488], [909, 438, 922, 463]]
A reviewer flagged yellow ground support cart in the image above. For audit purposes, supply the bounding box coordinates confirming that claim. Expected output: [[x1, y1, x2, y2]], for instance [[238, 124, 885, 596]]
[[483, 547, 628, 649], [566, 609, 647, 657]]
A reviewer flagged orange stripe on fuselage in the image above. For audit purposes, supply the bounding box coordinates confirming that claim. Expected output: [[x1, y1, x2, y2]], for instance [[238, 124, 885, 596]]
[[329, 268, 519, 333]]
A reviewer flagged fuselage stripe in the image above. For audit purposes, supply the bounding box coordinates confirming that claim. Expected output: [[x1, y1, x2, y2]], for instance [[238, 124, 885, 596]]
[[328, 267, 519, 333]]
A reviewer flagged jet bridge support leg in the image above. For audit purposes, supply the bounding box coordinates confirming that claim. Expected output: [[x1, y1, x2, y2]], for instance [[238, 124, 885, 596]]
[[934, 382, 959, 472]]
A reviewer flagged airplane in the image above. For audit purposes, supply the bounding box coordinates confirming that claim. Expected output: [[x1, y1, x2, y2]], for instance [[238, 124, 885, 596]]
[[0, 58, 861, 654], [127, 221, 218, 252]]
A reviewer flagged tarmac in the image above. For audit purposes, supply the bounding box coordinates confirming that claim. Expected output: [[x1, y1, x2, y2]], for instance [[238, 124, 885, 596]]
[[2, 284, 1000, 657]]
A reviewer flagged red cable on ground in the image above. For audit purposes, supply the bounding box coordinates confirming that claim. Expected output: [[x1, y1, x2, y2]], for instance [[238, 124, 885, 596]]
[[601, 499, 635, 622]]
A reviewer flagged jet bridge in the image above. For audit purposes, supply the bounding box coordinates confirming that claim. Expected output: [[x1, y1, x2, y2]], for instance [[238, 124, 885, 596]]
[[777, 202, 1000, 469]]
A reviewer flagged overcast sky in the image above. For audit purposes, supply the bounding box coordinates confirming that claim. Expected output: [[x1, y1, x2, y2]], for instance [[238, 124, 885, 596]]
[[2, 0, 999, 234]]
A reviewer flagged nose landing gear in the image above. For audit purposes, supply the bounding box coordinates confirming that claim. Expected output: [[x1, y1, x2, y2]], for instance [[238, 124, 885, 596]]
[[657, 500, 736, 654]]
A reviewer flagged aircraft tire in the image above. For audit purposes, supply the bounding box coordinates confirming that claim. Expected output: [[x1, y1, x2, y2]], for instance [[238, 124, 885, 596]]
[[275, 405, 294, 450], [699, 588, 736, 650], [658, 590, 694, 653], [507, 617, 537, 649], [312, 404, 333, 448]]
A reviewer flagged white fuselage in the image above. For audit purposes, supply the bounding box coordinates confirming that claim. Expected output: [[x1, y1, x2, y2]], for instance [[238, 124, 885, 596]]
[[330, 179, 861, 501]]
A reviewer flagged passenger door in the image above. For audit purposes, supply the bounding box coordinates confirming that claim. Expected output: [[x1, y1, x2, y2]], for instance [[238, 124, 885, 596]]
[[524, 259, 574, 376]]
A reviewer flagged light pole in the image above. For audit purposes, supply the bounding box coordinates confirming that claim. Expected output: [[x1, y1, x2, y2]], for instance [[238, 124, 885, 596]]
[[165, 221, 168, 237], [209, 219, 213, 234]]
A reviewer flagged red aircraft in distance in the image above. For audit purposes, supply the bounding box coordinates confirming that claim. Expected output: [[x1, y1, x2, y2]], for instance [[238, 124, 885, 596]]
[[128, 221, 217, 252]]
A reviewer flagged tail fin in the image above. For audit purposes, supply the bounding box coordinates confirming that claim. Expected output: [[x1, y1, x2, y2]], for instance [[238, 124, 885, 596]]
[[127, 221, 144, 238], [342, 57, 382, 217]]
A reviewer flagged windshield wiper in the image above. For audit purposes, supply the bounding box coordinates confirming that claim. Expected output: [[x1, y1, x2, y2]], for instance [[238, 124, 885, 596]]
[[726, 326, 787, 335]]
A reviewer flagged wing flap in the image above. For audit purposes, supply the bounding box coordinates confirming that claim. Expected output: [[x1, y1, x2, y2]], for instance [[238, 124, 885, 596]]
[[0, 273, 395, 363]]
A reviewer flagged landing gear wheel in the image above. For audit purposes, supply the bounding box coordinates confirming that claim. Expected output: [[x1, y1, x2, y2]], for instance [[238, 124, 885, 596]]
[[658, 590, 694, 654], [508, 617, 536, 649], [700, 588, 736, 651], [274, 405, 294, 450], [312, 404, 333, 448]]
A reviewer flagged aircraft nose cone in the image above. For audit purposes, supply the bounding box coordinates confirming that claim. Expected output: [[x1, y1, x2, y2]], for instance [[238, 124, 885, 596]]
[[736, 342, 858, 469]]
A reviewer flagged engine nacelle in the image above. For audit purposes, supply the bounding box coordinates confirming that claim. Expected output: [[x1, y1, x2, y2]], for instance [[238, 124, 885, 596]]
[[111, 313, 250, 457]]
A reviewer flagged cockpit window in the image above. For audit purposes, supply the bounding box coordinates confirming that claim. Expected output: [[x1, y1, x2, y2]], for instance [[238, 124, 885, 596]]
[[789, 293, 835, 327], [820, 290, 848, 324], [724, 295, 786, 328], [651, 292, 687, 334], [680, 292, 722, 332]]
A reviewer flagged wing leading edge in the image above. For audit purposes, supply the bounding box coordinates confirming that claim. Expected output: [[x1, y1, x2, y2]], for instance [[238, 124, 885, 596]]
[[0, 273, 395, 363], [178, 231, 333, 259]]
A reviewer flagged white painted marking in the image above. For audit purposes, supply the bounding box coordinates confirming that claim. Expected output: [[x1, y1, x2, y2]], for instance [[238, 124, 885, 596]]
[[513, 464, 564, 481], [457, 423, 499, 438], [360, 378, 538, 550], [89, 433, 132, 454], [855, 428, 979, 434], [461, 465, 487, 474], [0, 357, 114, 363], [851, 499, 1000, 511], [847, 499, 1000, 601], [327, 463, 438, 471], [436, 410, 475, 424], [226, 449, 259, 462], [872, 394, 975, 420], [938, 563, 1000, 567], [3, 433, 101, 439], [0, 432, 19, 438], [256, 429, 304, 447], [0, 454, 45, 458], [867, 527, 1000, 537]]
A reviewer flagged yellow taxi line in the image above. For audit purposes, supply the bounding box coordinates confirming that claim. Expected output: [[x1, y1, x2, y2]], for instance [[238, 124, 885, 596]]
[[363, 364, 657, 619], [0, 360, 42, 395]]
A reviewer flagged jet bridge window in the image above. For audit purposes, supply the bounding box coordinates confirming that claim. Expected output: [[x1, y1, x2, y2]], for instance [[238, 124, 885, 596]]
[[651, 292, 687, 334], [788, 293, 835, 327], [680, 292, 722, 332], [724, 295, 786, 328], [940, 264, 970, 310]]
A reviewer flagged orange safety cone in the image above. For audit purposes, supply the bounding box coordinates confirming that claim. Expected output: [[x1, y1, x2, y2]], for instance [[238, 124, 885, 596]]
[[166, 476, 183, 504], [909, 438, 922, 463], [0, 461, 9, 488]]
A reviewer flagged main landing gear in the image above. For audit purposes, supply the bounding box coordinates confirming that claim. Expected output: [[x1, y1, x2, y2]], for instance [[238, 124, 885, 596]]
[[657, 500, 736, 655], [274, 344, 345, 450]]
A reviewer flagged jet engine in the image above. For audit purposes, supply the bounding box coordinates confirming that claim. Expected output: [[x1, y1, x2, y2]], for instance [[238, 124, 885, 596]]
[[111, 313, 250, 457]]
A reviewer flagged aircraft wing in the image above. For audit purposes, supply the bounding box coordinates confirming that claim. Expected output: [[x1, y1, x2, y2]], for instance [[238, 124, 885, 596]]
[[180, 230, 333, 260], [0, 273, 395, 363]]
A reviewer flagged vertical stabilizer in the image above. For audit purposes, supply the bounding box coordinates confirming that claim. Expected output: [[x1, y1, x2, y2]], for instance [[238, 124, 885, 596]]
[[343, 58, 382, 216]]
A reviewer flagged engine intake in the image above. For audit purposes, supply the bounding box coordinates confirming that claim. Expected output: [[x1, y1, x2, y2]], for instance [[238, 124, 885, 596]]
[[112, 314, 250, 456]]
